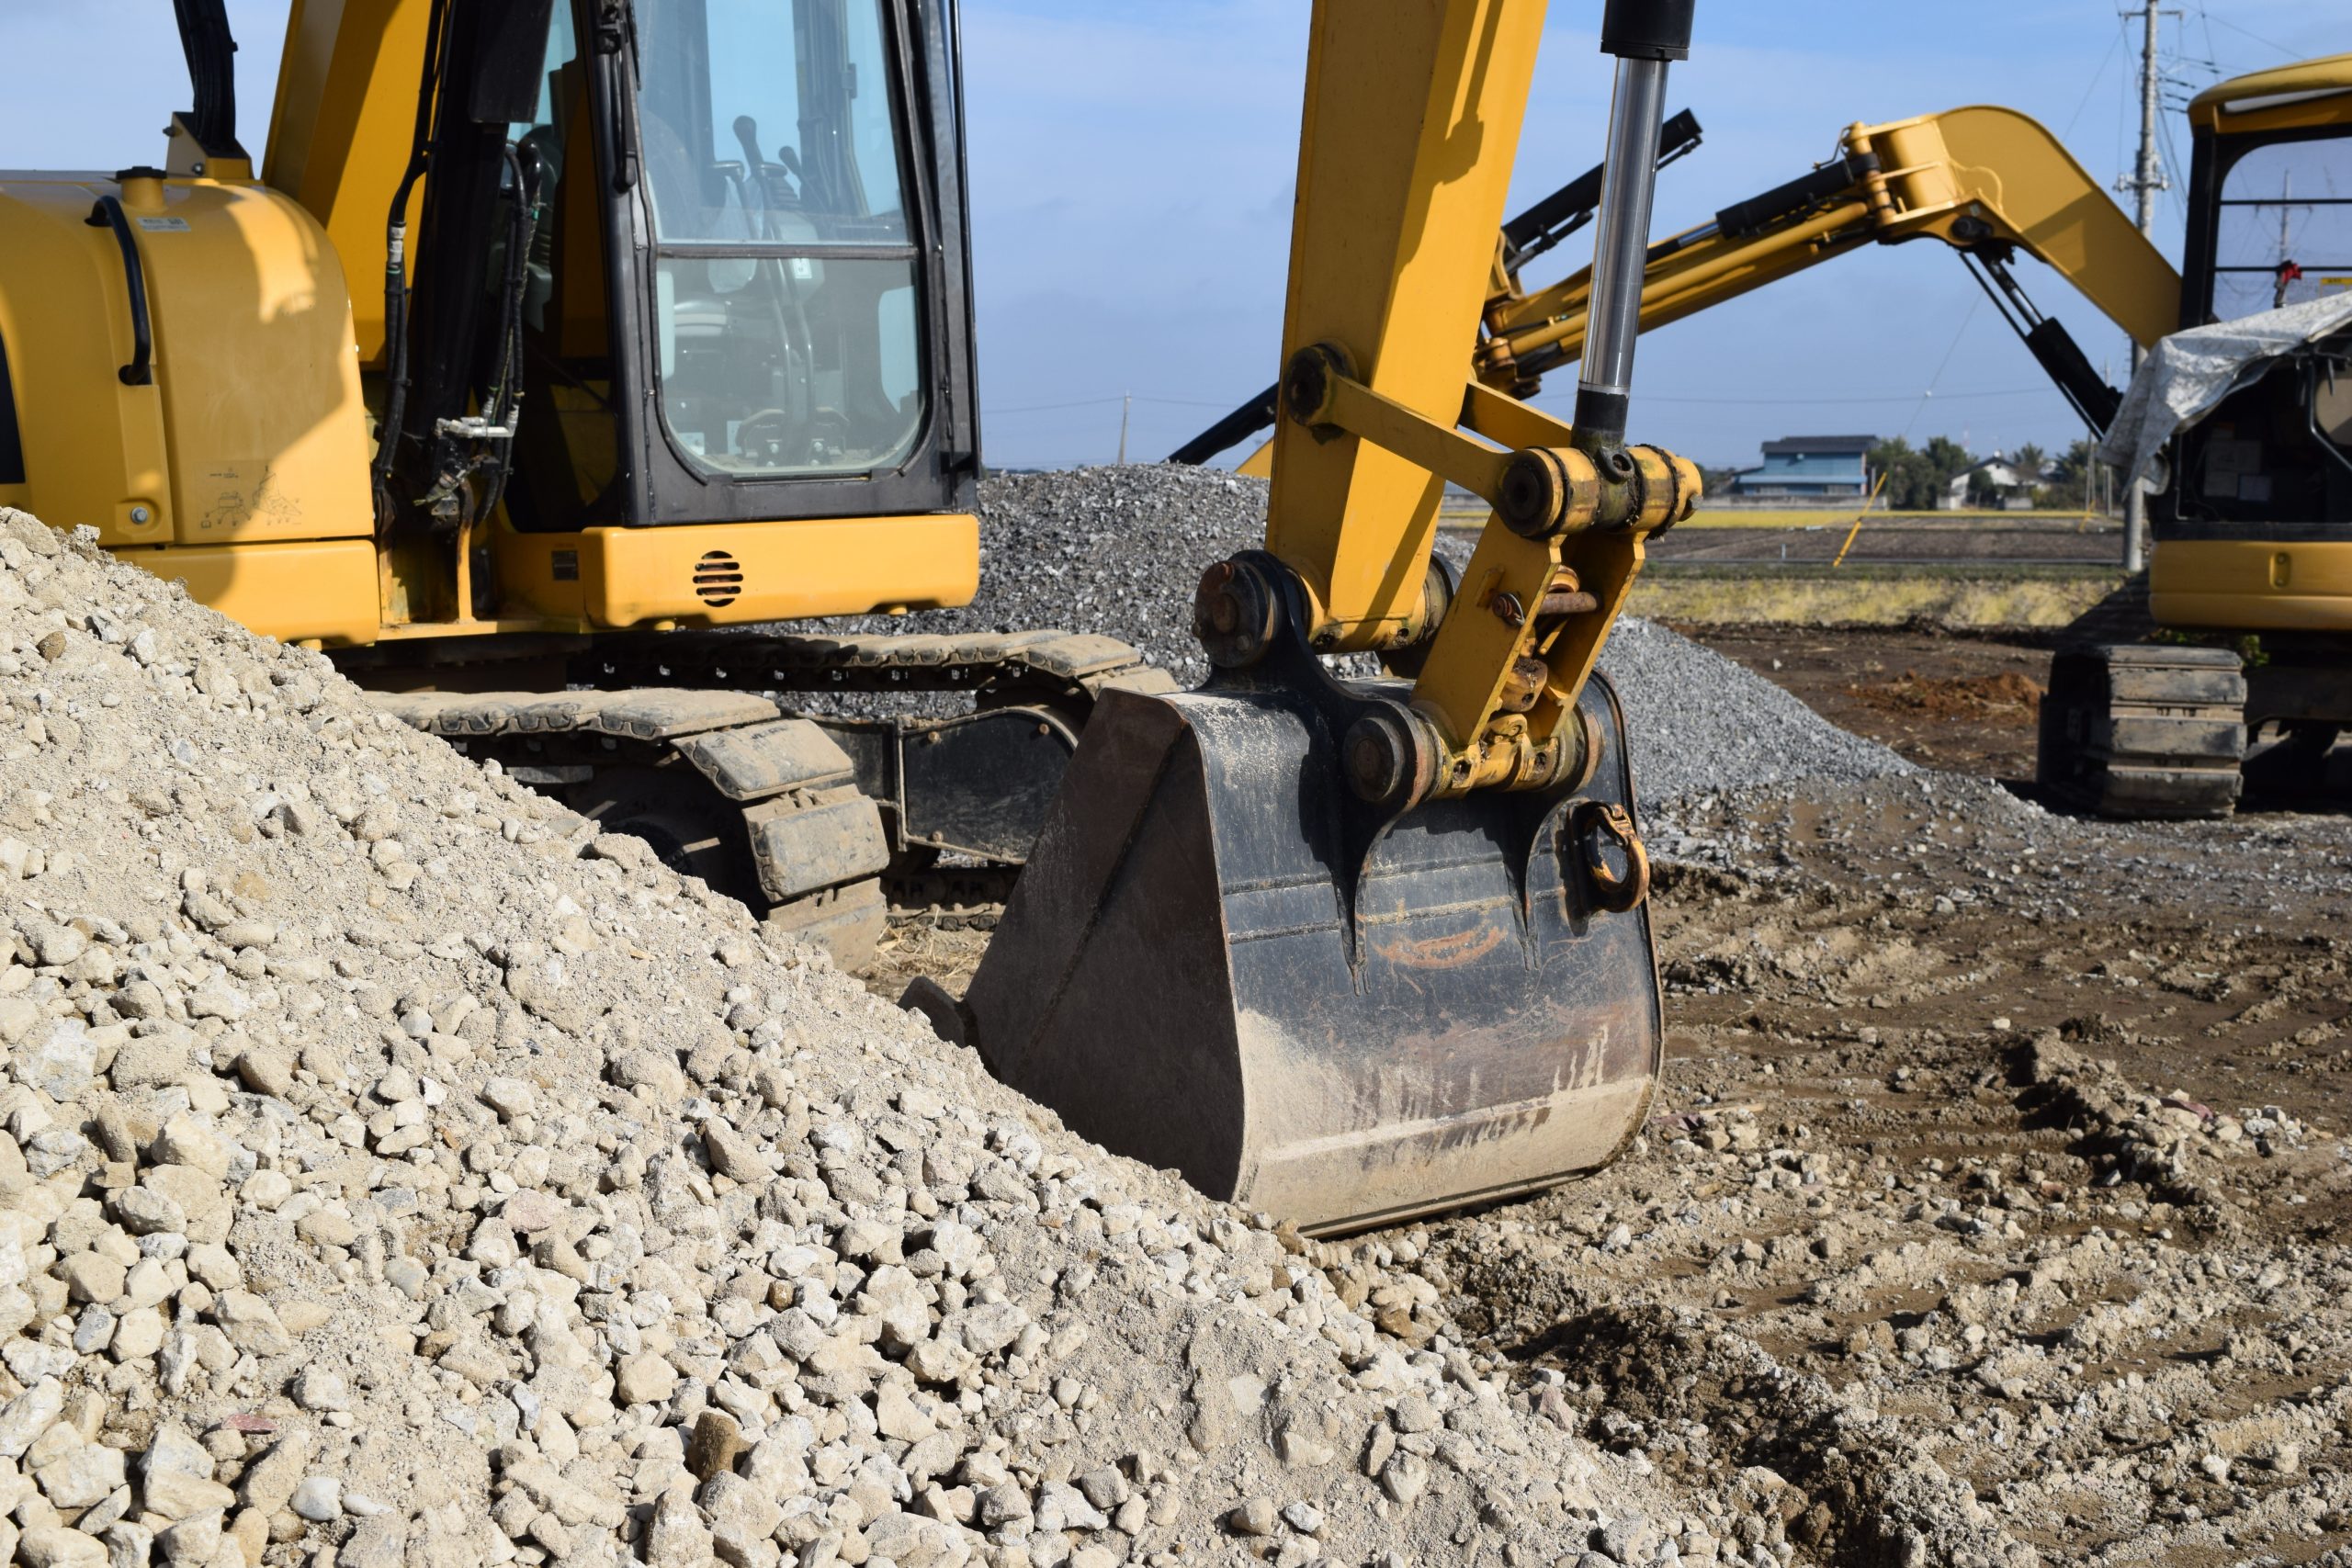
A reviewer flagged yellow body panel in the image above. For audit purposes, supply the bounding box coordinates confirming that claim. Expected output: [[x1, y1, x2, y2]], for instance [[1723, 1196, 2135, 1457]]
[[98, 515, 978, 646], [1266, 0, 1549, 648], [112, 538, 379, 646], [263, 0, 434, 363], [0, 181, 176, 546], [0, 174, 373, 549], [497, 515, 981, 630], [2191, 54, 2352, 137], [2150, 538, 2352, 633]]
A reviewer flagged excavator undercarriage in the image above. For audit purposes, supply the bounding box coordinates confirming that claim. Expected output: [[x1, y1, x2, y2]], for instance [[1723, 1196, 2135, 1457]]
[[368, 626, 1175, 956]]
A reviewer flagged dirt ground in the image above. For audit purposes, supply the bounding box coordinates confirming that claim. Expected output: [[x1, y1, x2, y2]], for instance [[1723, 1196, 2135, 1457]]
[[1675, 622, 2061, 782], [1425, 776, 2352, 1565], [865, 621, 2352, 1565]]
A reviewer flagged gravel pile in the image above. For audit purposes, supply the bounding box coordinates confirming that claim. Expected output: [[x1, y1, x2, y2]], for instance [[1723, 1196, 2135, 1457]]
[[912, 468, 1269, 688], [1595, 620, 1908, 807], [837, 467, 1908, 811], [0, 509, 1750, 1567]]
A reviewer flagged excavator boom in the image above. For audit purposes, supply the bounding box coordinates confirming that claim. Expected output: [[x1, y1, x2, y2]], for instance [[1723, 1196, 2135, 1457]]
[[1489, 106, 2178, 373]]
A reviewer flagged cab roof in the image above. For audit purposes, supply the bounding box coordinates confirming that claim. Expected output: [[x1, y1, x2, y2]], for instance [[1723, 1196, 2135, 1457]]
[[2191, 54, 2352, 136]]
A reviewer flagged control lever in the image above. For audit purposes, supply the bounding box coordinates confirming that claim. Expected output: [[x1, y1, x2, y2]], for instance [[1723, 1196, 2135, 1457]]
[[731, 114, 767, 179]]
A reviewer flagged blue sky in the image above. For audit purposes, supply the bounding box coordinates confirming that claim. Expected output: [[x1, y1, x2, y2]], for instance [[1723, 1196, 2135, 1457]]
[[5, 1, 2340, 469]]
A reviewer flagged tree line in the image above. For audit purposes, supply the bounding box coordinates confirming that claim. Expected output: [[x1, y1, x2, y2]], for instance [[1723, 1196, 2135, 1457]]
[[1864, 435, 2107, 511]]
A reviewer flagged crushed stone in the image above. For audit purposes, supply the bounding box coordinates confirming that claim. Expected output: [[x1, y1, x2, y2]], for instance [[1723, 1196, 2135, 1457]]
[[825, 466, 1909, 812], [0, 505, 1755, 1566]]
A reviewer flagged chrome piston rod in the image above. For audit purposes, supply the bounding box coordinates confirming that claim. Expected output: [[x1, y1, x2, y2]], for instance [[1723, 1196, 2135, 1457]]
[[1579, 56, 1669, 409], [1574, 0, 1694, 456]]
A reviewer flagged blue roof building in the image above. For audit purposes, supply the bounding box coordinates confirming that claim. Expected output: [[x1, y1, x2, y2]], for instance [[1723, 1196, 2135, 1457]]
[[1726, 434, 1875, 500]]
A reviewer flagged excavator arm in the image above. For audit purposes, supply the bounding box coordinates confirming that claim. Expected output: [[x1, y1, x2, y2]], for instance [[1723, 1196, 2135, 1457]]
[[1488, 106, 2180, 420], [257, 0, 441, 364], [1187, 102, 2185, 468]]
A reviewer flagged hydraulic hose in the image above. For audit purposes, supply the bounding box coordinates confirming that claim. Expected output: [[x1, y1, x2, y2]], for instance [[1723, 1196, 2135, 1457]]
[[481, 142, 545, 520], [371, 0, 452, 529]]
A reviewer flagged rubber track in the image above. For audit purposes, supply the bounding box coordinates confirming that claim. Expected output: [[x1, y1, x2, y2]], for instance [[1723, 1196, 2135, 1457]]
[[2036, 642, 2246, 819], [368, 629, 1170, 959]]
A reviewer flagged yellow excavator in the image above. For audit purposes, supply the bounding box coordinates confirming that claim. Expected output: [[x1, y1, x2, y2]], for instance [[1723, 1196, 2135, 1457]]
[[0, 0, 1174, 966], [1185, 61, 2352, 818], [0, 0, 1702, 1232]]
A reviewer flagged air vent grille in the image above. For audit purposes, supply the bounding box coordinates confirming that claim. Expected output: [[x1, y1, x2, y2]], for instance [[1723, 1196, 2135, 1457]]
[[693, 549, 743, 608]]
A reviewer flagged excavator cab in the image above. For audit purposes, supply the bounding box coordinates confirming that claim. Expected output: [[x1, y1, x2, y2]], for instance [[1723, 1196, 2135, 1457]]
[[0, 0, 983, 641], [2158, 60, 2352, 553], [343, 0, 984, 615], [500, 0, 968, 525]]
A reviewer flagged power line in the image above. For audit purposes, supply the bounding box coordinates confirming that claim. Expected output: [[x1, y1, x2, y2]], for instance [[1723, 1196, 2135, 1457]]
[[2199, 10, 2301, 59], [987, 396, 1128, 416], [988, 392, 1260, 416], [1133, 395, 1253, 409], [2154, 100, 2191, 223], [1893, 294, 1985, 441], [1544, 383, 2064, 409], [2063, 18, 2130, 139]]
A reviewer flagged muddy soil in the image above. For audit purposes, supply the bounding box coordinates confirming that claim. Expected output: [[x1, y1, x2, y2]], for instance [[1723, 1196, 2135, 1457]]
[[1668, 622, 2058, 782]]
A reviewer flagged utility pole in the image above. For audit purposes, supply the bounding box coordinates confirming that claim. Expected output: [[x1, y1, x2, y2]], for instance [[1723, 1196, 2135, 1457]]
[[2116, 3, 2172, 575], [1116, 393, 1132, 465], [2273, 173, 2307, 309]]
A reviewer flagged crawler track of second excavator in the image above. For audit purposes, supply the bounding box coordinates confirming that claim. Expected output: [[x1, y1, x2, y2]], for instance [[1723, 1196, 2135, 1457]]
[[2037, 642, 2246, 818]]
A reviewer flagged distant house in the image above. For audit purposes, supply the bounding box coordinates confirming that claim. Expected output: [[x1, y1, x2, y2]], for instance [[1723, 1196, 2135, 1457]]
[[1726, 434, 1875, 501], [1943, 453, 2045, 510]]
